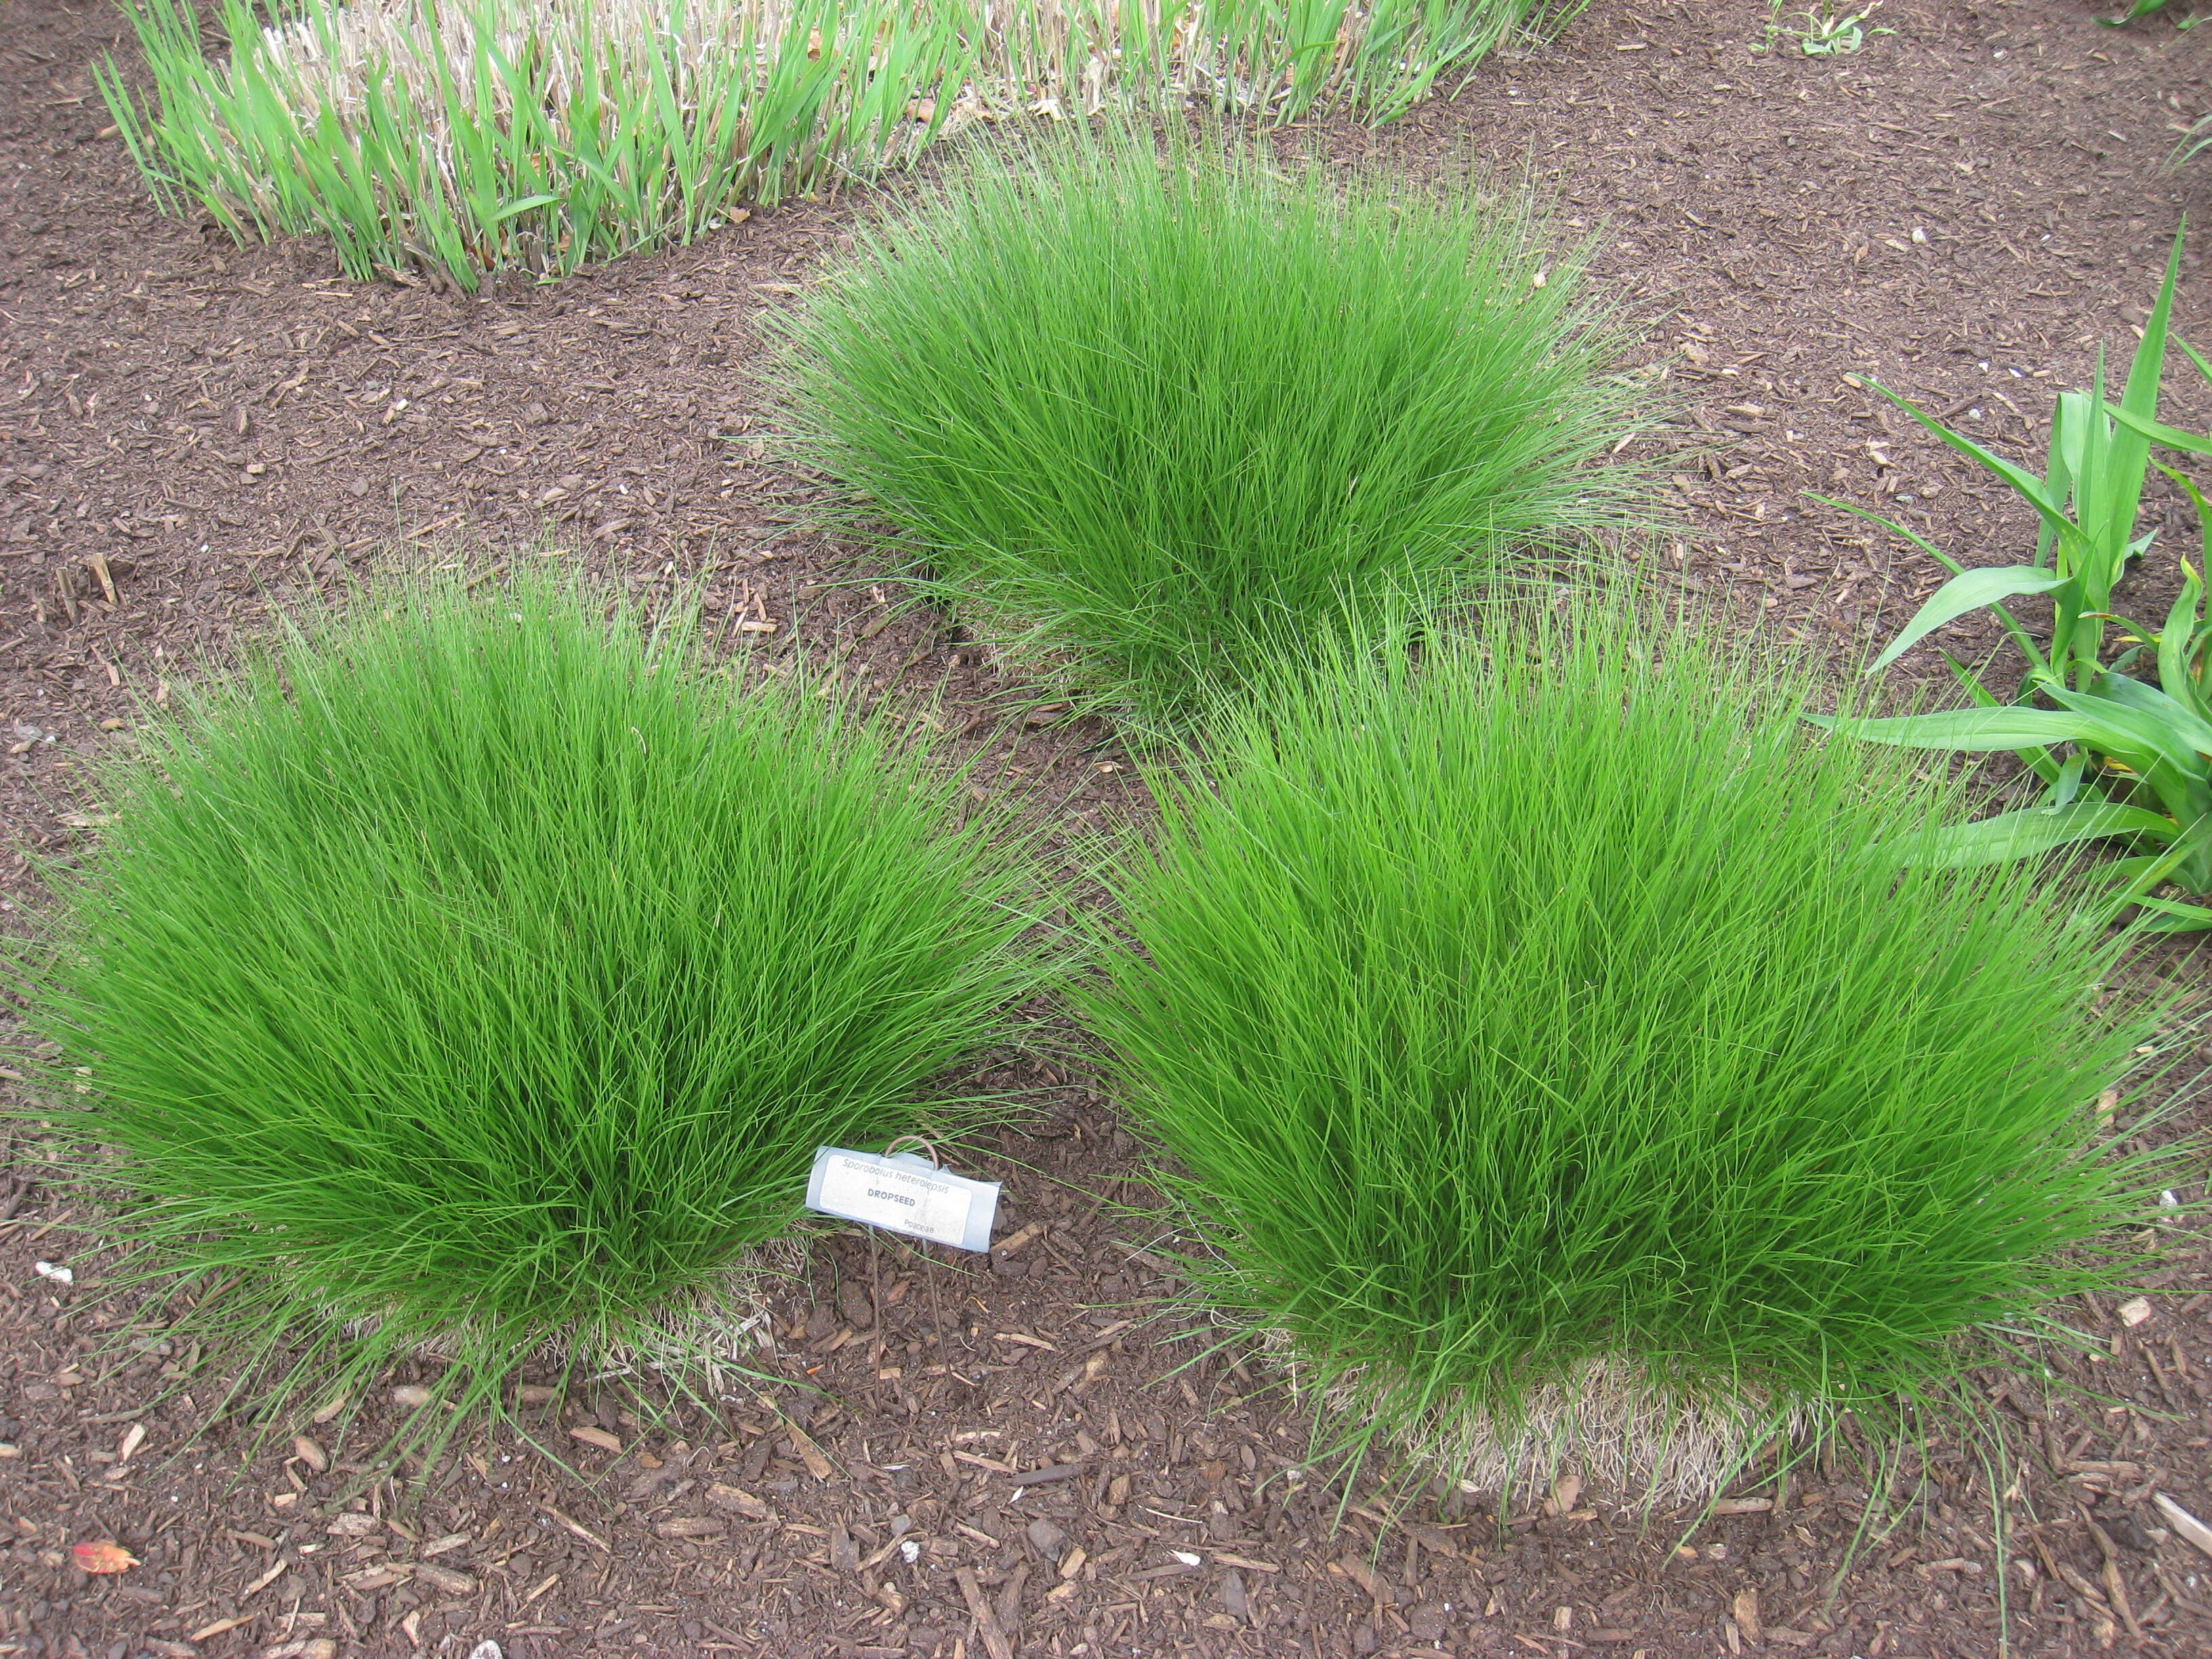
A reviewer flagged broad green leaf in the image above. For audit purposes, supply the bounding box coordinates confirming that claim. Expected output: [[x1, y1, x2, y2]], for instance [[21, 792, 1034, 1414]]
[[2178, 332, 2212, 390], [2112, 808, 2212, 901], [2100, 232, 2185, 557], [1814, 705, 2142, 758], [2049, 748, 2091, 806], [2159, 562, 2209, 712], [1868, 566, 2072, 674], [2129, 895, 2212, 933], [1854, 378, 2076, 535], [2158, 466, 2212, 573], [491, 194, 562, 223], [2104, 404, 2212, 456], [2089, 665, 2212, 756], [1899, 801, 2177, 869], [2049, 683, 2212, 775]]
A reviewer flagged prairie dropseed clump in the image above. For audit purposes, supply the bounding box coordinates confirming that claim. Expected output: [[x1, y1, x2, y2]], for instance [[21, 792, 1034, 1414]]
[[15, 575, 1044, 1438], [1082, 598, 2170, 1498], [779, 127, 1646, 729]]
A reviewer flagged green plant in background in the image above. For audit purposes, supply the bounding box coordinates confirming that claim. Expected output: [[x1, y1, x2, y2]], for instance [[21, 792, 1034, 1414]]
[[2101, 1, 2201, 29], [1814, 237, 2212, 929], [102, 0, 978, 289], [1753, 0, 1892, 56], [12, 573, 1046, 1448], [778, 126, 1645, 731], [102, 0, 1589, 289], [1078, 595, 2168, 1502]]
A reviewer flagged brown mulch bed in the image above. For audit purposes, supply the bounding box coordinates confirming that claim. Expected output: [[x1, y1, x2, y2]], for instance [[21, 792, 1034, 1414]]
[[2, 2, 2211, 1657]]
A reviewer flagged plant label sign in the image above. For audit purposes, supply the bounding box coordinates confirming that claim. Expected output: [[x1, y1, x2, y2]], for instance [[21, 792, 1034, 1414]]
[[806, 1147, 999, 1252]]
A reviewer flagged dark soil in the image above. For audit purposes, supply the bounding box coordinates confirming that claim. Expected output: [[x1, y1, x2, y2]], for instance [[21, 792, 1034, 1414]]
[[2, 3, 2211, 1658]]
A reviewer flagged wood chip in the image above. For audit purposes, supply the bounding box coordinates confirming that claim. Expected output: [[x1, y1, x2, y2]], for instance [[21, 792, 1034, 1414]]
[[653, 1517, 728, 1540], [785, 1420, 834, 1481], [569, 1425, 622, 1454], [1733, 1588, 1762, 1643], [2154, 1492, 2212, 1561], [340, 1563, 410, 1592], [1337, 1554, 1383, 1600], [412, 1561, 477, 1596], [289, 1435, 327, 1472], [1009, 1462, 1086, 1487], [706, 1482, 771, 1521], [1711, 1496, 1771, 1515], [955, 1565, 1017, 1659], [537, 1503, 611, 1553]]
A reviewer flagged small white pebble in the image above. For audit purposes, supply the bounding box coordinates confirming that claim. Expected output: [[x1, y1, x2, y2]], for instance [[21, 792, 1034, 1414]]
[[32, 1261, 70, 1286], [900, 1540, 920, 1564]]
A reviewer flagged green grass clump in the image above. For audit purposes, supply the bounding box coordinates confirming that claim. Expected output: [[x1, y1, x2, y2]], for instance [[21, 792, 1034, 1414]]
[[16, 575, 1042, 1435], [778, 130, 1645, 729], [103, 0, 1586, 289], [1080, 598, 2168, 1498]]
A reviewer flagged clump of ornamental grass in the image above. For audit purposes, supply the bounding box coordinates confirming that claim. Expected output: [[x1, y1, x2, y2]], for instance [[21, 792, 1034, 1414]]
[[775, 127, 1647, 730], [102, 0, 1587, 289], [11, 573, 1047, 1453], [1078, 594, 2175, 1502]]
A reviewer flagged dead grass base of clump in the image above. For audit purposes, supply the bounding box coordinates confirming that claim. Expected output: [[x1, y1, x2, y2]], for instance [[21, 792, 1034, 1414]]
[[327, 1233, 821, 1419], [1368, 1356, 1798, 1511], [1250, 1324, 1801, 1510]]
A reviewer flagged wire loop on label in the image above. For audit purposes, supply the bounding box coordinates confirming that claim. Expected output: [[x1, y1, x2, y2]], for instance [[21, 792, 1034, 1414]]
[[882, 1135, 943, 1169]]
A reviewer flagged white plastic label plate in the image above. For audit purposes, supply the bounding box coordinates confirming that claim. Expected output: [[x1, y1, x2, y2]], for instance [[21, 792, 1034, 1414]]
[[806, 1147, 999, 1252]]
